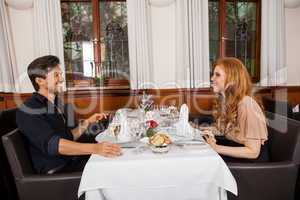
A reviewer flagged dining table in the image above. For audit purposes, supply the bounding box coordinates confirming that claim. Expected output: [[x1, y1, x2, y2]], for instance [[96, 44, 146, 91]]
[[78, 107, 237, 200]]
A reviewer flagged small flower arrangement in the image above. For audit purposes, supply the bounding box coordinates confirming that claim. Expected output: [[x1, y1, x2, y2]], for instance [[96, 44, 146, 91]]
[[145, 119, 158, 137]]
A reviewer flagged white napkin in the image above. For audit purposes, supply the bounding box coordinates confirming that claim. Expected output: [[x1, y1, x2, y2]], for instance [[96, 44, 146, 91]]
[[179, 104, 189, 124], [174, 104, 193, 139]]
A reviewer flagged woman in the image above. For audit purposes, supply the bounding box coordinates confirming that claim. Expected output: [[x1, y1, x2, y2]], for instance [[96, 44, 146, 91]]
[[204, 57, 268, 162]]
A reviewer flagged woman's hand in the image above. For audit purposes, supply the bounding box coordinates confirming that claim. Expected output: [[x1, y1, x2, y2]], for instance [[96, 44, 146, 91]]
[[189, 122, 199, 129], [200, 127, 214, 136], [204, 134, 218, 151], [86, 113, 107, 124], [200, 126, 222, 136], [94, 142, 122, 157], [189, 123, 215, 134]]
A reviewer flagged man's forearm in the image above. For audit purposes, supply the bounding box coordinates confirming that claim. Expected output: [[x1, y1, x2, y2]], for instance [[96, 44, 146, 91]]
[[71, 120, 89, 140], [58, 138, 95, 155]]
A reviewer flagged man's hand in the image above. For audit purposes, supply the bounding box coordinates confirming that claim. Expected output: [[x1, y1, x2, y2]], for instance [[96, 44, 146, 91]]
[[58, 139, 122, 157], [86, 113, 107, 124], [71, 113, 107, 141], [94, 142, 122, 157]]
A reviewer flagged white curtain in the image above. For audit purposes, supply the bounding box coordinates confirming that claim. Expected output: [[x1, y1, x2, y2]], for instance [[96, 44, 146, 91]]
[[127, 0, 154, 89], [127, 0, 210, 89], [0, 0, 18, 92], [260, 0, 287, 86], [33, 0, 65, 85], [175, 0, 210, 88]]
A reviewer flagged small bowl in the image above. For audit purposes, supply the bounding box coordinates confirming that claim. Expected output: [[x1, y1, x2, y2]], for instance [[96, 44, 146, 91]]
[[150, 144, 170, 153]]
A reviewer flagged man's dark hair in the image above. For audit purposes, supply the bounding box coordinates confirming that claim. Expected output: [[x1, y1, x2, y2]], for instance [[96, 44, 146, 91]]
[[27, 55, 60, 91]]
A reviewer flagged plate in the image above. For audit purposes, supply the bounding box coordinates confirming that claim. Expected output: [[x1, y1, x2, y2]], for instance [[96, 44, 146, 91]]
[[150, 145, 170, 153], [173, 140, 205, 146], [95, 131, 134, 144], [139, 135, 193, 144]]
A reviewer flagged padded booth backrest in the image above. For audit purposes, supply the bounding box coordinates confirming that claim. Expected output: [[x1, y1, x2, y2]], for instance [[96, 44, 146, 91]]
[[0, 108, 18, 200], [266, 112, 300, 164], [262, 97, 293, 118], [2, 129, 35, 179]]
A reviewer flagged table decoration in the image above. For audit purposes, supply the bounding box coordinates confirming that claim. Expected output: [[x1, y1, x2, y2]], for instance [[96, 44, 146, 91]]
[[149, 132, 172, 153], [145, 119, 158, 137]]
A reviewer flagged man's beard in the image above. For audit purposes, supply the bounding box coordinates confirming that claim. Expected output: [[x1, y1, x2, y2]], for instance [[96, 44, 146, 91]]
[[50, 84, 63, 95]]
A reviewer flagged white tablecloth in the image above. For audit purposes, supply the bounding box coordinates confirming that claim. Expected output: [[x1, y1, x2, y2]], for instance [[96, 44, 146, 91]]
[[78, 143, 237, 200]]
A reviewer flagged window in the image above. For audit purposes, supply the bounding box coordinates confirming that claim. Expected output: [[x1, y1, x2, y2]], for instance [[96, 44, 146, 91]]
[[209, 0, 261, 82], [61, 0, 129, 88]]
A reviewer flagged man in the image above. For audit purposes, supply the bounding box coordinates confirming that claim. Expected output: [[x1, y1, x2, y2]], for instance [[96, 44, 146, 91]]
[[16, 55, 121, 174]]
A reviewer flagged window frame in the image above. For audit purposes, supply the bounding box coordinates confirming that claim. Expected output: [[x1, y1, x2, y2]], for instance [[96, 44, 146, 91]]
[[61, 0, 127, 88], [216, 0, 261, 83]]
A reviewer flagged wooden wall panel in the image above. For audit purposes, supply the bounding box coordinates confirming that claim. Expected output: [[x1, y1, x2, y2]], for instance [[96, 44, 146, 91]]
[[186, 89, 215, 115], [68, 95, 139, 119], [146, 89, 186, 108], [0, 93, 30, 110], [6, 99, 23, 108], [1, 86, 299, 118], [287, 89, 300, 107], [99, 96, 137, 113], [267, 87, 300, 107], [254, 87, 273, 99], [69, 97, 101, 119], [0, 97, 5, 110]]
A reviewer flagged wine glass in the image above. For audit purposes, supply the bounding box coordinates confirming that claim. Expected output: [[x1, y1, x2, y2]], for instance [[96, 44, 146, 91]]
[[129, 119, 145, 141], [139, 92, 154, 111], [109, 123, 121, 141], [108, 113, 121, 141]]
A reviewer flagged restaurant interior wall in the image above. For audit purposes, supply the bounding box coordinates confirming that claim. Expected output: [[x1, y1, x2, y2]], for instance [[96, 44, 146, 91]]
[[3, 1, 300, 92], [285, 6, 300, 85]]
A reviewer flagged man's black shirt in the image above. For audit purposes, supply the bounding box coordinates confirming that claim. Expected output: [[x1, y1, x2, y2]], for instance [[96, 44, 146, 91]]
[[16, 93, 76, 173]]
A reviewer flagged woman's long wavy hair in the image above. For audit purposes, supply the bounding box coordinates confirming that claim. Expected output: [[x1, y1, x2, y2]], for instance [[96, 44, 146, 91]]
[[212, 57, 255, 135]]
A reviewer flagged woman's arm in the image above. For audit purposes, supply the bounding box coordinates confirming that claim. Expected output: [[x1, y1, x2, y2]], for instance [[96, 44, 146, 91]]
[[205, 135, 261, 159]]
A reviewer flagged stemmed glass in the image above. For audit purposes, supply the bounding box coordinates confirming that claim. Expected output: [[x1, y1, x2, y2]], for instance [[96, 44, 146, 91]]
[[139, 92, 154, 112], [129, 119, 146, 141], [109, 123, 121, 141], [108, 113, 121, 141]]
